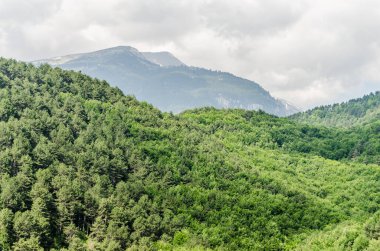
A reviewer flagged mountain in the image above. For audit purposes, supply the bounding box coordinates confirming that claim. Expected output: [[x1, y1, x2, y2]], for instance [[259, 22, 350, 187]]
[[291, 91, 380, 128], [0, 58, 379, 250], [33, 46, 300, 116], [141, 51, 185, 66]]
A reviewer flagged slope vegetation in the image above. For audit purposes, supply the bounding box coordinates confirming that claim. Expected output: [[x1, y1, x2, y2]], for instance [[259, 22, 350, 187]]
[[0, 58, 378, 250], [291, 92, 380, 128]]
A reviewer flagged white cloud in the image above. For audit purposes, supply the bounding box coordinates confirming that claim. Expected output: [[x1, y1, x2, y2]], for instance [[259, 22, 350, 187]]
[[1, 0, 380, 109]]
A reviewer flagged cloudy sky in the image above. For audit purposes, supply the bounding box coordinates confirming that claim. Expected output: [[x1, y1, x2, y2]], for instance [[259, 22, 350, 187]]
[[1, 0, 380, 109]]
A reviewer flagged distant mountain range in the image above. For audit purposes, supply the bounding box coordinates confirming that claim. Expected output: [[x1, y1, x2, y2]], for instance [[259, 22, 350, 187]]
[[291, 91, 380, 127], [33, 46, 300, 116]]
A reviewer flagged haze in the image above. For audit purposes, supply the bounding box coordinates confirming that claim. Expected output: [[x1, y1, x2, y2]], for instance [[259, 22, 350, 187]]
[[1, 0, 380, 109]]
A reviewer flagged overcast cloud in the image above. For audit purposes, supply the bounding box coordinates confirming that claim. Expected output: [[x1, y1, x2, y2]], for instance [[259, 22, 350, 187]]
[[1, 0, 380, 109]]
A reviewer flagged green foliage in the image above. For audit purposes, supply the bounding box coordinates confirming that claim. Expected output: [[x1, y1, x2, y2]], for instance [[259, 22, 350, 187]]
[[0, 58, 378, 250], [181, 108, 380, 164], [365, 211, 380, 239], [13, 236, 43, 251], [294, 214, 380, 251], [291, 91, 380, 128], [0, 208, 13, 250]]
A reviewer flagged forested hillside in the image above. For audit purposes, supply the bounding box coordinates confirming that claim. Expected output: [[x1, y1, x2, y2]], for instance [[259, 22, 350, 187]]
[[181, 108, 380, 164], [0, 58, 379, 250], [291, 92, 380, 128]]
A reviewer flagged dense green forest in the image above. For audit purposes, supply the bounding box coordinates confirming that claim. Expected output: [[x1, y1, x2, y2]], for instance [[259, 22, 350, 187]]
[[291, 92, 380, 128], [0, 58, 379, 250], [181, 108, 380, 164]]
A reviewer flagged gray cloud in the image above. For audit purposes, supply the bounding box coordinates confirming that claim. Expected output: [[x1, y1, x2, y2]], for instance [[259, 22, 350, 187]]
[[0, 0, 380, 109]]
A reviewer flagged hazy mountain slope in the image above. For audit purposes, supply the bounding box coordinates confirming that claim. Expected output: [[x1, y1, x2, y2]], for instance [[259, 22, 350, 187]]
[[0, 58, 379, 250], [34, 46, 300, 116], [291, 91, 380, 128], [141, 51, 185, 66]]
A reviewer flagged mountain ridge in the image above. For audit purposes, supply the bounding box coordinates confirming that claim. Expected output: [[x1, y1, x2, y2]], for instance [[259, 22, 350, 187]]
[[141, 51, 185, 66], [291, 91, 380, 128], [33, 46, 300, 116]]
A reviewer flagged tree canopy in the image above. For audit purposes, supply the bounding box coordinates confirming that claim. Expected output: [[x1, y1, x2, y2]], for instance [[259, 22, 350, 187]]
[[0, 58, 379, 250]]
